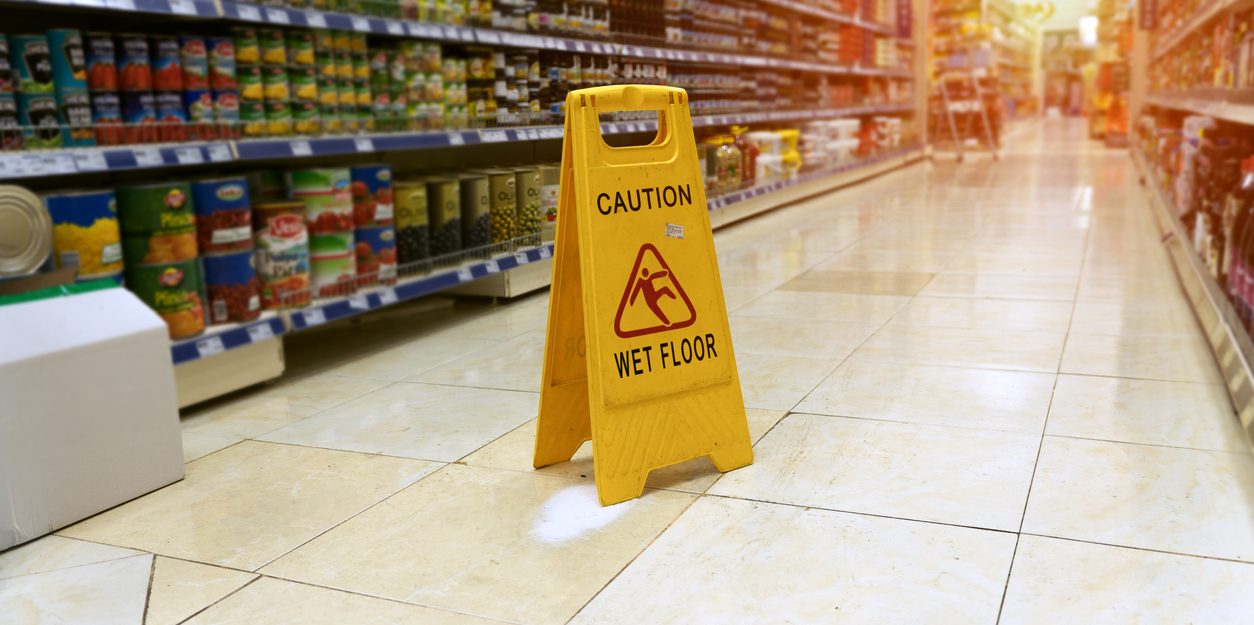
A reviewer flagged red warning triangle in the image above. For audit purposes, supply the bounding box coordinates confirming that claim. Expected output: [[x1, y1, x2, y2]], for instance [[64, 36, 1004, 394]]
[[613, 243, 697, 339]]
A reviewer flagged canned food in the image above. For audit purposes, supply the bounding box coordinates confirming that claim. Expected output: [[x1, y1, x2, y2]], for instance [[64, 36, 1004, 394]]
[[0, 186, 54, 279], [44, 189, 124, 280], [46, 29, 88, 90], [336, 81, 355, 108], [336, 54, 353, 81], [514, 166, 542, 236], [203, 249, 261, 324], [350, 165, 394, 227], [232, 27, 260, 65], [183, 89, 215, 140], [261, 64, 290, 101], [90, 91, 123, 145], [55, 88, 94, 147], [288, 65, 317, 101], [125, 259, 205, 339], [458, 173, 491, 248], [258, 29, 286, 65], [178, 36, 209, 90], [332, 31, 352, 53], [318, 76, 338, 107], [288, 168, 353, 232], [17, 92, 63, 149], [286, 30, 315, 66], [149, 36, 183, 91], [291, 99, 320, 135], [207, 37, 237, 90], [117, 182, 197, 264], [483, 169, 516, 243], [353, 57, 370, 81], [117, 34, 152, 91], [10, 35, 55, 93], [350, 32, 367, 54], [191, 177, 252, 254], [309, 230, 355, 297], [312, 29, 335, 53], [253, 200, 310, 308], [355, 225, 396, 286], [539, 163, 559, 221], [237, 63, 263, 101], [239, 98, 265, 137], [426, 177, 460, 256], [121, 91, 158, 144], [154, 90, 188, 142], [0, 38, 12, 94], [84, 33, 118, 92], [264, 99, 291, 136], [0, 95, 20, 150], [393, 182, 429, 263]]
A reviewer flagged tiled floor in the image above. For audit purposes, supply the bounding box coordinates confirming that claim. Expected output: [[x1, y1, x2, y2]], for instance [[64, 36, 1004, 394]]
[[5, 119, 1254, 624]]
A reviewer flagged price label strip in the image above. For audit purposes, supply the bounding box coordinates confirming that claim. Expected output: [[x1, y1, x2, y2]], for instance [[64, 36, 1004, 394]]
[[247, 323, 275, 342], [195, 335, 226, 357]]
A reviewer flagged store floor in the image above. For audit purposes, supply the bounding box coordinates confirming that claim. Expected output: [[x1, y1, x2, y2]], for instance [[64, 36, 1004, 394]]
[[7, 119, 1254, 624]]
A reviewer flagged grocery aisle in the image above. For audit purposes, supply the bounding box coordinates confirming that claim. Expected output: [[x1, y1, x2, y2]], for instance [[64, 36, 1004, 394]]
[[5, 117, 1254, 624]]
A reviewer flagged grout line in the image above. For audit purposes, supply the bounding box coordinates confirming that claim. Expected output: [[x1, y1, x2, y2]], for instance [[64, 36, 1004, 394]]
[[1015, 532, 1254, 567], [174, 576, 262, 625]]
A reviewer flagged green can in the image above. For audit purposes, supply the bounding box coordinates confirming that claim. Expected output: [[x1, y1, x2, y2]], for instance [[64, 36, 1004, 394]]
[[285, 30, 314, 67], [125, 258, 205, 339], [514, 166, 542, 236], [312, 29, 334, 53], [265, 99, 291, 136], [317, 54, 337, 79], [232, 27, 259, 65], [352, 57, 370, 81], [261, 64, 289, 102], [237, 63, 263, 102], [426, 176, 461, 256], [258, 28, 286, 65], [350, 32, 367, 55], [482, 168, 516, 243], [287, 167, 349, 195], [117, 182, 198, 264], [336, 53, 353, 80], [291, 99, 320, 135], [354, 82, 372, 108], [458, 173, 490, 248], [288, 65, 317, 102], [332, 31, 352, 53]]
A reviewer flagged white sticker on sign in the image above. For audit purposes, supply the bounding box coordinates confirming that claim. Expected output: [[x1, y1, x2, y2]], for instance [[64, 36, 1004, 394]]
[[447, 133, 465, 146], [352, 16, 371, 31], [247, 323, 274, 342], [666, 223, 684, 239], [196, 336, 225, 357], [207, 143, 232, 161], [133, 148, 163, 166], [265, 7, 290, 23], [170, 0, 197, 15], [236, 3, 261, 20]]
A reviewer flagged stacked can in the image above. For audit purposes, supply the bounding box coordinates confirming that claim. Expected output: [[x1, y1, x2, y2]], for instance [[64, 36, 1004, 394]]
[[192, 178, 261, 324], [233, 27, 266, 137], [426, 176, 461, 257], [177, 36, 214, 141], [207, 37, 239, 139], [150, 35, 189, 142], [9, 33, 64, 149], [313, 30, 340, 134], [459, 172, 491, 249], [482, 168, 516, 243], [288, 167, 356, 297], [538, 163, 559, 222], [351, 32, 372, 132], [287, 30, 320, 136], [114, 34, 159, 144], [46, 30, 94, 147], [117, 182, 204, 339], [259, 28, 292, 136], [394, 180, 430, 265], [366, 43, 392, 132], [514, 166, 542, 237], [0, 37, 20, 150], [333, 30, 357, 133], [43, 189, 124, 282], [466, 47, 495, 127], [351, 165, 397, 286], [386, 45, 408, 132], [401, 41, 443, 130], [442, 54, 467, 128], [253, 199, 311, 309], [83, 33, 123, 146]]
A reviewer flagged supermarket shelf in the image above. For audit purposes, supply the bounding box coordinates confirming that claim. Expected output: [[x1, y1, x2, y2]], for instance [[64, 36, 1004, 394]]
[[1132, 150, 1254, 451], [1145, 89, 1254, 127], [170, 312, 285, 366], [0, 103, 914, 180], [757, 0, 896, 34], [1153, 0, 1254, 61], [12, 0, 217, 17]]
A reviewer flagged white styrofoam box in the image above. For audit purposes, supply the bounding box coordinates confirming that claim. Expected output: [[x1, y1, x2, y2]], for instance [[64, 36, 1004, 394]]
[[745, 131, 784, 157], [0, 287, 184, 549]]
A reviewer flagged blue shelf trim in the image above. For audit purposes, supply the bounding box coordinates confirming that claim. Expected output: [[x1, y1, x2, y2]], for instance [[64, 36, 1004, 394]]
[[170, 314, 286, 365]]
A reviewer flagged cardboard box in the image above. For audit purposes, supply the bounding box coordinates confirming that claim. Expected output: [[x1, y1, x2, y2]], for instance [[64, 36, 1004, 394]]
[[0, 287, 184, 550]]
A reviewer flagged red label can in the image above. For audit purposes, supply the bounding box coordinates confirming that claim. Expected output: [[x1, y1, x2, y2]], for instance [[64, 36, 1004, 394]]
[[84, 33, 117, 92], [149, 35, 183, 91], [178, 36, 209, 90], [117, 34, 152, 91]]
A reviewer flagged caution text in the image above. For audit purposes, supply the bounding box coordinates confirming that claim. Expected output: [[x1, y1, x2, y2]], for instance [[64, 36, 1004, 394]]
[[613, 333, 719, 379], [596, 184, 693, 215]]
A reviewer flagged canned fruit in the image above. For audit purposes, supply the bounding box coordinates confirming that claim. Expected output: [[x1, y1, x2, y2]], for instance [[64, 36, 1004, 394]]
[[237, 64, 262, 101], [355, 225, 397, 286], [47, 29, 88, 90], [514, 167, 542, 236], [178, 36, 209, 90], [261, 65, 290, 101], [44, 189, 124, 279], [264, 99, 291, 136], [149, 36, 182, 91], [192, 178, 252, 254], [232, 28, 259, 65], [117, 182, 197, 262], [207, 38, 237, 90], [286, 30, 315, 66], [126, 259, 204, 339], [291, 99, 320, 135], [300, 193, 354, 233], [203, 250, 261, 324], [350, 165, 394, 226], [259, 29, 286, 65], [288, 65, 318, 101]]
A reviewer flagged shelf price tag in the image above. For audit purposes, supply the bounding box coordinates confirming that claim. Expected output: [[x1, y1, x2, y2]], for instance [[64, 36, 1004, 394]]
[[265, 7, 290, 23], [514, 251, 530, 265], [107, 0, 136, 9], [538, 127, 563, 140], [447, 132, 465, 146], [348, 294, 370, 310], [386, 20, 404, 35], [174, 147, 203, 164], [305, 10, 327, 27], [73, 151, 108, 172], [479, 129, 508, 143], [195, 336, 226, 357], [351, 16, 372, 31], [247, 323, 275, 342], [484, 260, 500, 274], [43, 153, 77, 174], [133, 147, 163, 167], [456, 267, 474, 282], [409, 23, 437, 38], [207, 143, 232, 162], [236, 3, 262, 20], [169, 0, 198, 15], [378, 287, 398, 305], [290, 140, 313, 156], [538, 246, 551, 259], [301, 308, 326, 326], [477, 31, 501, 45], [354, 137, 375, 152]]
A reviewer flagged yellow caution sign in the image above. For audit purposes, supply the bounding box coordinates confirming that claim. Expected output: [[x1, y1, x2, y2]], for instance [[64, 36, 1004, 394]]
[[534, 85, 754, 505]]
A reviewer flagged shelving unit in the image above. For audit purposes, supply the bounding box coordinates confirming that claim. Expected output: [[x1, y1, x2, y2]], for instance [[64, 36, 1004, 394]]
[[930, 0, 1041, 129]]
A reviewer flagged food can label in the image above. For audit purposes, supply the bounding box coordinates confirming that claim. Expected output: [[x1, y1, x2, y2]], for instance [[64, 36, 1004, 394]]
[[47, 30, 88, 90], [125, 259, 205, 338], [355, 225, 397, 285], [207, 38, 237, 90], [12, 36, 55, 92], [178, 36, 209, 90], [84, 34, 118, 91], [150, 36, 183, 91], [18, 92, 63, 148]]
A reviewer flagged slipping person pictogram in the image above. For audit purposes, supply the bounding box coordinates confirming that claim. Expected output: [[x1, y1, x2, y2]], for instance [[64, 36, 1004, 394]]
[[613, 243, 696, 338]]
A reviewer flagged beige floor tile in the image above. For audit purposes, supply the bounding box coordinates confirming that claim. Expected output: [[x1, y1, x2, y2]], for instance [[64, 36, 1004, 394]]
[[261, 464, 695, 625], [438, 301, 551, 341], [182, 432, 241, 463], [921, 273, 1078, 301], [408, 332, 545, 392], [888, 296, 1074, 333], [945, 253, 1083, 277], [184, 577, 502, 625], [326, 334, 500, 382], [462, 409, 786, 494], [260, 382, 537, 462], [854, 324, 1066, 373], [1023, 437, 1254, 561], [732, 290, 909, 325], [1077, 273, 1185, 302], [179, 374, 390, 441], [795, 359, 1054, 433], [60, 441, 439, 571], [145, 557, 258, 625], [812, 250, 956, 273], [0, 535, 143, 580], [780, 270, 935, 296], [0, 554, 151, 625], [569, 497, 1016, 625], [709, 413, 1039, 530], [730, 316, 877, 360], [1048, 375, 1245, 452], [735, 351, 839, 410], [1061, 333, 1222, 383], [1069, 299, 1201, 336], [1000, 535, 1254, 625]]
